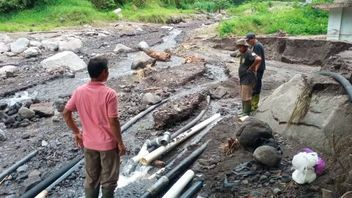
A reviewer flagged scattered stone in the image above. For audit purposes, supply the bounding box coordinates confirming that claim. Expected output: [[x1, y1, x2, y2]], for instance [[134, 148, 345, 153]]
[[0, 42, 9, 53], [19, 119, 30, 127], [53, 99, 66, 112], [18, 107, 35, 119], [41, 51, 87, 72], [17, 164, 28, 173], [5, 116, 16, 126], [210, 86, 228, 99], [28, 170, 41, 178], [5, 52, 16, 57], [10, 38, 29, 54], [30, 102, 54, 117], [41, 140, 49, 147], [145, 49, 171, 61], [0, 103, 7, 110], [0, 128, 6, 141], [253, 145, 282, 167], [273, 188, 282, 195], [29, 40, 42, 48], [23, 47, 41, 58], [0, 34, 12, 43], [0, 65, 18, 78], [136, 27, 143, 32], [138, 41, 149, 50], [236, 117, 274, 151], [131, 52, 156, 70], [142, 92, 162, 105], [41, 39, 59, 51], [58, 38, 82, 52], [21, 133, 30, 139], [242, 179, 249, 185], [161, 26, 173, 31], [114, 44, 133, 54]]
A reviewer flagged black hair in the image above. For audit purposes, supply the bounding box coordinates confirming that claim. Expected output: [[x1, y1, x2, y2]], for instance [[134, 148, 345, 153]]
[[87, 57, 108, 78]]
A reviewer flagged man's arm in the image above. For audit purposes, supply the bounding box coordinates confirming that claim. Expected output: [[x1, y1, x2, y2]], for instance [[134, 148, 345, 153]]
[[108, 117, 126, 156], [63, 108, 83, 147], [249, 56, 262, 72]]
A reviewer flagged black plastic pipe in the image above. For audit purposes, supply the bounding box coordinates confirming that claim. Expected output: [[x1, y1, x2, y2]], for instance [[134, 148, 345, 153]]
[[121, 99, 167, 132], [319, 71, 352, 102], [20, 156, 82, 198], [179, 180, 204, 198], [140, 142, 208, 198], [0, 150, 38, 181]]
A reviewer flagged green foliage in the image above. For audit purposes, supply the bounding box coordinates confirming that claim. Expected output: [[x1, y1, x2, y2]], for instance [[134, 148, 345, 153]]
[[219, 1, 328, 36], [0, 0, 116, 32], [0, 0, 53, 12], [90, 0, 117, 10], [192, 0, 232, 12]]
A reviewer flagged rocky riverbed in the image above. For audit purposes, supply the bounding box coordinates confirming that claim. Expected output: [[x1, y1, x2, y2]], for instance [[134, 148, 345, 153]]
[[0, 14, 351, 198]]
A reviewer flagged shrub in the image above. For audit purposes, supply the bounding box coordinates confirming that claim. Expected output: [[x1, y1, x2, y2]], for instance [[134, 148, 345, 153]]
[[90, 0, 117, 10], [0, 0, 50, 13]]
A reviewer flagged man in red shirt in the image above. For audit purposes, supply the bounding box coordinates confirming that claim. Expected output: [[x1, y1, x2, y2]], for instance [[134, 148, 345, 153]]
[[63, 57, 126, 198]]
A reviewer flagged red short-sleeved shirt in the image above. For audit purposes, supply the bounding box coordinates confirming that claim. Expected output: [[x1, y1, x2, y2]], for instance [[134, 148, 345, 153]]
[[65, 81, 118, 151]]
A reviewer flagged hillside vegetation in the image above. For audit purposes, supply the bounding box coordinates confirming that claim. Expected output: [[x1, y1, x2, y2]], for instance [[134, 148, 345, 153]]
[[0, 0, 329, 36]]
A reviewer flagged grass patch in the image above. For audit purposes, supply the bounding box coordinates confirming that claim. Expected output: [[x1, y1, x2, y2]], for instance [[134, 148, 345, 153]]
[[219, 1, 328, 37], [122, 3, 193, 23], [0, 0, 117, 32]]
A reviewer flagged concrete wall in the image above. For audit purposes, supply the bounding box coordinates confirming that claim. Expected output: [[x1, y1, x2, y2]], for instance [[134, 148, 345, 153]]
[[327, 7, 352, 42]]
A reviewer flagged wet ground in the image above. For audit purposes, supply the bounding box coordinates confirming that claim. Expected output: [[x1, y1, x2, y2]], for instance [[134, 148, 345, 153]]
[[0, 15, 328, 198]]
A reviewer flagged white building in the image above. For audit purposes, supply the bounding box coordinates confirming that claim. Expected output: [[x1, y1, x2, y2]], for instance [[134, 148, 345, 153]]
[[317, 0, 352, 42]]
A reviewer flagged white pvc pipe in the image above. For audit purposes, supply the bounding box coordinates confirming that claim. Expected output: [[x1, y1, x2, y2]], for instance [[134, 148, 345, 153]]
[[132, 141, 150, 163], [162, 170, 195, 198], [140, 113, 221, 165]]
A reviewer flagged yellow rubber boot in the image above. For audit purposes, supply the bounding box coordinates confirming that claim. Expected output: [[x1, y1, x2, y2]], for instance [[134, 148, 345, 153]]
[[251, 94, 260, 111]]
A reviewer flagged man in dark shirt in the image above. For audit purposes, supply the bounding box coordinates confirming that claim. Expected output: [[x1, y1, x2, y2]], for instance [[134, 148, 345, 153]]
[[246, 32, 265, 111], [236, 39, 262, 115]]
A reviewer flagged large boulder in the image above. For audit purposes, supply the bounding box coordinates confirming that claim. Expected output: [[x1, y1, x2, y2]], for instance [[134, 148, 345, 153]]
[[236, 117, 273, 151], [10, 38, 29, 54], [255, 73, 352, 154], [0, 65, 18, 77], [0, 42, 9, 53], [30, 102, 54, 117], [58, 37, 82, 52], [131, 52, 156, 70], [142, 92, 162, 105], [40, 51, 87, 72], [41, 39, 59, 51]]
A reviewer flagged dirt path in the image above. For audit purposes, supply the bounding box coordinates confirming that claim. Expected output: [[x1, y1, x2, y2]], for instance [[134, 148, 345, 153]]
[[0, 17, 327, 198]]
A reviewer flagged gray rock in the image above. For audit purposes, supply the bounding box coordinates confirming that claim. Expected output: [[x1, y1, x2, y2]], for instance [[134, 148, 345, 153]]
[[17, 164, 28, 173], [210, 86, 227, 99], [5, 116, 15, 126], [114, 44, 133, 53], [18, 107, 35, 119], [30, 102, 54, 117], [40, 51, 87, 72], [236, 117, 273, 151], [29, 40, 42, 48], [142, 93, 162, 105], [273, 188, 282, 195], [0, 42, 9, 53], [58, 38, 82, 52], [0, 34, 12, 43], [53, 99, 66, 112], [21, 133, 30, 139], [10, 38, 29, 54], [255, 74, 352, 154], [23, 47, 41, 58], [28, 170, 41, 178], [0, 65, 18, 77], [138, 41, 149, 50], [0, 103, 7, 110], [41, 39, 59, 51], [253, 145, 281, 167], [131, 52, 155, 70], [0, 129, 6, 141]]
